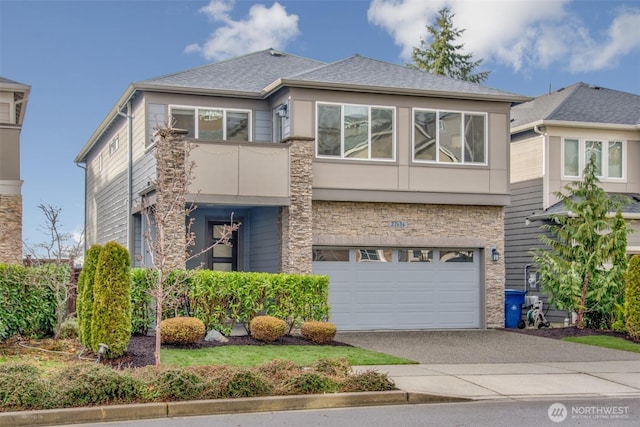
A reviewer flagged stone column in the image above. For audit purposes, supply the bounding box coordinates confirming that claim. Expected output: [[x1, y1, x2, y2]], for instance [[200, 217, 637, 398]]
[[0, 193, 22, 264], [279, 138, 314, 274]]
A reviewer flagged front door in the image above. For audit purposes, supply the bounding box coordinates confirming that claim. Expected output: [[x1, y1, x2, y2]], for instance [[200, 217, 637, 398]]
[[207, 221, 239, 271]]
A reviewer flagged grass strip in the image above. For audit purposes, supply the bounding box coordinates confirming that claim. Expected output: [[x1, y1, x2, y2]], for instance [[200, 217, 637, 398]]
[[562, 335, 640, 353], [161, 345, 417, 367]]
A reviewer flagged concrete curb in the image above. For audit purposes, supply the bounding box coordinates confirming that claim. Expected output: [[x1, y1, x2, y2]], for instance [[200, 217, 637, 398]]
[[0, 391, 470, 426]]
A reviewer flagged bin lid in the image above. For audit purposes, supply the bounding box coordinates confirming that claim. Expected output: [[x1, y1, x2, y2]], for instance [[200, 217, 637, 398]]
[[504, 289, 527, 295]]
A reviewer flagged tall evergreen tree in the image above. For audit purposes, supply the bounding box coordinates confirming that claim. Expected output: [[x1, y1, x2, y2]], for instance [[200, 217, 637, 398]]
[[409, 7, 490, 83], [533, 155, 629, 329]]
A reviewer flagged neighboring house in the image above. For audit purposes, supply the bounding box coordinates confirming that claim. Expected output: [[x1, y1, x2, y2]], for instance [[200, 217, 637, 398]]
[[75, 49, 529, 331], [506, 82, 640, 322], [0, 77, 30, 264]]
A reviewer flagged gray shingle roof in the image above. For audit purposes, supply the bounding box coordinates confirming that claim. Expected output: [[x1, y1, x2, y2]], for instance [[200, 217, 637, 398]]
[[285, 54, 523, 99], [141, 49, 325, 94], [511, 82, 640, 128], [140, 49, 527, 101], [542, 193, 640, 216], [0, 76, 30, 88]]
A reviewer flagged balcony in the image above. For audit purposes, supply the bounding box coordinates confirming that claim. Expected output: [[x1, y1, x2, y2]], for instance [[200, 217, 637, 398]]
[[188, 141, 290, 205]]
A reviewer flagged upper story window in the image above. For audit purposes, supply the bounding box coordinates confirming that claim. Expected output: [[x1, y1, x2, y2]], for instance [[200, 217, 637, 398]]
[[170, 106, 250, 141], [413, 109, 487, 165], [109, 135, 119, 155], [563, 138, 625, 180], [316, 103, 395, 161]]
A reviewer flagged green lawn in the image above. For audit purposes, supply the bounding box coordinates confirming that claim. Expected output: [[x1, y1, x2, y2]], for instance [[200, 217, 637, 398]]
[[161, 345, 417, 367], [562, 336, 640, 353]]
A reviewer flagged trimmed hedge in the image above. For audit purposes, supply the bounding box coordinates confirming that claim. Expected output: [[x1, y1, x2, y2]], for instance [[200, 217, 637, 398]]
[[130, 269, 330, 336], [0, 264, 57, 340]]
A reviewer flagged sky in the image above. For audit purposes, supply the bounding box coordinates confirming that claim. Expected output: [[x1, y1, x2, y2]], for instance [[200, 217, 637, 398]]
[[1, 0, 639, 252]]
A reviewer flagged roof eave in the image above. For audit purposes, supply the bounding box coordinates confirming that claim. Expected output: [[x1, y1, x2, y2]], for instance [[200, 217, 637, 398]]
[[75, 84, 137, 163], [135, 83, 261, 99], [265, 79, 531, 103], [511, 119, 640, 134]]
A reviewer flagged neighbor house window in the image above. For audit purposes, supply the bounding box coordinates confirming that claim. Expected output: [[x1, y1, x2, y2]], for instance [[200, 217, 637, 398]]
[[169, 106, 250, 141], [413, 109, 486, 164], [316, 103, 395, 160], [563, 138, 625, 179]]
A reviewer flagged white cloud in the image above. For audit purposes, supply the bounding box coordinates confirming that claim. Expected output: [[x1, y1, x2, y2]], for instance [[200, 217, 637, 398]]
[[367, 0, 640, 74], [186, 0, 300, 61]]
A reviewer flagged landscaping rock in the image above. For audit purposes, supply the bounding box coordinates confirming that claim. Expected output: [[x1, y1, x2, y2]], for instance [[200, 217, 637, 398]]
[[205, 330, 229, 343]]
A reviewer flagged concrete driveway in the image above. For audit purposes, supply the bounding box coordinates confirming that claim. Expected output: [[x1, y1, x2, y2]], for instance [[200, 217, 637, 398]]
[[336, 329, 640, 364], [338, 330, 640, 399]]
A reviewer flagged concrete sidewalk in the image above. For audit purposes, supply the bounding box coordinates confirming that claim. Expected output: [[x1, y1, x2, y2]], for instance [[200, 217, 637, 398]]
[[354, 360, 640, 400], [340, 329, 640, 400]]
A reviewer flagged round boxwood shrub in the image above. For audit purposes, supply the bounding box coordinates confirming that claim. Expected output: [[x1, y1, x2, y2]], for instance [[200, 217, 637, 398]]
[[160, 316, 206, 345], [301, 321, 337, 344], [90, 241, 132, 358], [249, 315, 286, 342]]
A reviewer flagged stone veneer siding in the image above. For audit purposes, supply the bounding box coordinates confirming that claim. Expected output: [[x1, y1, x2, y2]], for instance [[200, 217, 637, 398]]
[[312, 201, 506, 328], [0, 195, 22, 264], [279, 138, 314, 274]]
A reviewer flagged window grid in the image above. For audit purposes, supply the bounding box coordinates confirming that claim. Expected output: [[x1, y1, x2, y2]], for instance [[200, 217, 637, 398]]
[[169, 106, 251, 141], [562, 138, 625, 180], [316, 102, 396, 161], [413, 108, 488, 165]]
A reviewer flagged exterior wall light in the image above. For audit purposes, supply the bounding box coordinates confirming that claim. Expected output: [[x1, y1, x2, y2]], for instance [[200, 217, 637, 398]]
[[491, 247, 500, 262]]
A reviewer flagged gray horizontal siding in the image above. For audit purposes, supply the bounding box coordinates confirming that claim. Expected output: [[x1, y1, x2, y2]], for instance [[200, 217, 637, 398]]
[[248, 207, 279, 272], [95, 169, 128, 245], [255, 110, 272, 142], [505, 178, 567, 323]]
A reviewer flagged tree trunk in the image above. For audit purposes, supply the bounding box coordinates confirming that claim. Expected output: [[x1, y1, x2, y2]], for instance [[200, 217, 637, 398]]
[[576, 272, 589, 329]]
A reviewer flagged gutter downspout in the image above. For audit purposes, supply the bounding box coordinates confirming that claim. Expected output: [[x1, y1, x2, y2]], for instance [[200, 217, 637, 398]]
[[533, 124, 548, 209], [75, 162, 87, 254], [117, 102, 134, 264]]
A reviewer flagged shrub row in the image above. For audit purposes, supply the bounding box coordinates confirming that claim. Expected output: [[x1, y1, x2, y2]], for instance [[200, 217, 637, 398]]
[[131, 269, 330, 336], [0, 358, 394, 411], [0, 264, 58, 340]]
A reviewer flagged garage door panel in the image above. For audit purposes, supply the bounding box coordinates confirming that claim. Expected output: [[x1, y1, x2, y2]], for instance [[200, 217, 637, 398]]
[[314, 248, 480, 330]]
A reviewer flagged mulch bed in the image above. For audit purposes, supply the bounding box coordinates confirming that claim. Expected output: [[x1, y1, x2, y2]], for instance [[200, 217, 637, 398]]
[[505, 325, 638, 342], [106, 334, 351, 369]]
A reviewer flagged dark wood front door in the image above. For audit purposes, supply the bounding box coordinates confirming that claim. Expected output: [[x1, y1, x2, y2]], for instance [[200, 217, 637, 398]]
[[207, 221, 239, 271]]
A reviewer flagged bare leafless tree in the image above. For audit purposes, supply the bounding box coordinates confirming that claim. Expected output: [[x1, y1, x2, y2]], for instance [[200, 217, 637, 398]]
[[142, 123, 238, 367], [23, 203, 84, 339]]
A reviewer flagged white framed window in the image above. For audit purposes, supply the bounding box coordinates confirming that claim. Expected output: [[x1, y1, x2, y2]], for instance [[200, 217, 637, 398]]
[[413, 109, 487, 165], [316, 102, 395, 161], [562, 138, 625, 180], [109, 135, 119, 155], [169, 106, 251, 141]]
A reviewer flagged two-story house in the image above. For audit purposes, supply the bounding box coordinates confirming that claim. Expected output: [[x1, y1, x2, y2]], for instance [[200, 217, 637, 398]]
[[0, 77, 30, 264], [75, 49, 528, 331], [506, 83, 640, 322]]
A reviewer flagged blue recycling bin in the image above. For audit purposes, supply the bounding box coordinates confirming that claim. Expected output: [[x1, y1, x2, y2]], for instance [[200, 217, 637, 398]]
[[504, 289, 527, 328]]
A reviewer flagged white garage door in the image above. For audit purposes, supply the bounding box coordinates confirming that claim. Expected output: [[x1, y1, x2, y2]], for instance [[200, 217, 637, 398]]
[[312, 248, 481, 331]]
